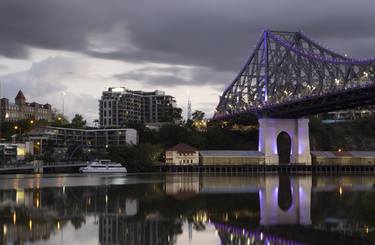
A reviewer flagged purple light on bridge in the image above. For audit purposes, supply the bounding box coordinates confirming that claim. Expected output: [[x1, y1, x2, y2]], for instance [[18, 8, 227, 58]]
[[258, 127, 263, 152]]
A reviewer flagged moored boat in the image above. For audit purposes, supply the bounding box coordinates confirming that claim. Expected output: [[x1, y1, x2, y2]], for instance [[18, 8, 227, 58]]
[[79, 159, 127, 173]]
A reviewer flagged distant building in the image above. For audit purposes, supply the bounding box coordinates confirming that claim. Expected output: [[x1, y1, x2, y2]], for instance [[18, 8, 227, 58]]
[[25, 126, 138, 155], [0, 143, 28, 164], [0, 90, 54, 123], [199, 150, 264, 165], [165, 143, 199, 165], [322, 106, 375, 122], [311, 151, 375, 165], [99, 87, 178, 127]]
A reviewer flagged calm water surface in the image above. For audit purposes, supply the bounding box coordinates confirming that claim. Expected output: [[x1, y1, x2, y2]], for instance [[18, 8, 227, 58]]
[[0, 173, 375, 244]]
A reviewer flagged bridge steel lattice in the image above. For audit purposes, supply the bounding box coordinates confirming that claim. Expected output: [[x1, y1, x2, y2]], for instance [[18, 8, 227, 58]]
[[214, 30, 375, 120]]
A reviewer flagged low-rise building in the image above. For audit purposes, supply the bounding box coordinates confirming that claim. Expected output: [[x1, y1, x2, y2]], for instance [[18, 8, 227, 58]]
[[0, 143, 28, 163], [311, 151, 375, 165], [25, 126, 138, 156], [199, 150, 264, 165], [165, 143, 199, 165]]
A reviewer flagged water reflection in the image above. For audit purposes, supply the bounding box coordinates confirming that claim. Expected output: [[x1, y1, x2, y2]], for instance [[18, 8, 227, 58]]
[[260, 175, 311, 226], [0, 173, 374, 244]]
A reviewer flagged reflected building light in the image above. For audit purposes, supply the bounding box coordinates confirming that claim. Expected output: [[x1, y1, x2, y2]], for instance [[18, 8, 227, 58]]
[[105, 194, 108, 204], [29, 219, 33, 231], [16, 189, 25, 204], [57, 221, 60, 231], [13, 211, 16, 224], [339, 186, 343, 196], [3, 224, 7, 235], [260, 232, 264, 241]]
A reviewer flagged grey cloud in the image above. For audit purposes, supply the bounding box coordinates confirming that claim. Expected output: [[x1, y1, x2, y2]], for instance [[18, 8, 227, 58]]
[[114, 65, 232, 89], [0, 57, 70, 100], [0, 57, 97, 119], [1, 0, 375, 73]]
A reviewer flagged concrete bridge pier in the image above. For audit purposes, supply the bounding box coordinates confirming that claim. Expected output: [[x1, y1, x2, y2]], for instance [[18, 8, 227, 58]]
[[258, 118, 311, 165]]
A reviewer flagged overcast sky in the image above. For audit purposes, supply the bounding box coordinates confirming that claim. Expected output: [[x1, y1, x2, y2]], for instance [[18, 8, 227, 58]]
[[1, 0, 375, 124]]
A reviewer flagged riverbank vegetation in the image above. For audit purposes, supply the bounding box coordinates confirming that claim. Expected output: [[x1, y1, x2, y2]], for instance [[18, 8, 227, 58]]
[[2, 110, 375, 168], [111, 114, 375, 169]]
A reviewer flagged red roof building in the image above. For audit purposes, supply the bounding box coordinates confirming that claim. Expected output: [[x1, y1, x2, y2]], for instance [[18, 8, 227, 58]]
[[165, 143, 199, 165]]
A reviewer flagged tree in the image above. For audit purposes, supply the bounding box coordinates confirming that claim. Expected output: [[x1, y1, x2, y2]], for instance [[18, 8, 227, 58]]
[[107, 143, 163, 171], [71, 114, 86, 128], [53, 114, 69, 126], [162, 107, 182, 124], [192, 110, 205, 121]]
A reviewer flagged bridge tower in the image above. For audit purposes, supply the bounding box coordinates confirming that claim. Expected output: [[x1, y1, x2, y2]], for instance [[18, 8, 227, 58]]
[[259, 175, 312, 226], [258, 118, 311, 165]]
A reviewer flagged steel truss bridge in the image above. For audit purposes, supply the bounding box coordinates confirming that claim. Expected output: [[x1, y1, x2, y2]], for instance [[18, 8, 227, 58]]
[[214, 30, 375, 121]]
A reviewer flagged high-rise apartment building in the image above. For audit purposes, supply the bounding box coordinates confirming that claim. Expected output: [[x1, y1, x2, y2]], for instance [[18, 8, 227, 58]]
[[99, 87, 178, 127]]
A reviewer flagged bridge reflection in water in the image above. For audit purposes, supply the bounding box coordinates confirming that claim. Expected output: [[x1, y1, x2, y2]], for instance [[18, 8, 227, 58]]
[[0, 174, 374, 244], [259, 175, 311, 226]]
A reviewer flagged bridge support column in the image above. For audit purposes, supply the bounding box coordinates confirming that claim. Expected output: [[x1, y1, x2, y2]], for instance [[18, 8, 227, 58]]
[[258, 118, 311, 165]]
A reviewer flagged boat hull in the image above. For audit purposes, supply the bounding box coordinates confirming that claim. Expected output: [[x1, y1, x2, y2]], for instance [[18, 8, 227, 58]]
[[79, 168, 127, 173]]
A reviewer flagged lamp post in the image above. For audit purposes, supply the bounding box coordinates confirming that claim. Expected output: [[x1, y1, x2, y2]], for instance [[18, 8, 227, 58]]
[[13, 125, 21, 143], [14, 125, 21, 134], [61, 91, 66, 118]]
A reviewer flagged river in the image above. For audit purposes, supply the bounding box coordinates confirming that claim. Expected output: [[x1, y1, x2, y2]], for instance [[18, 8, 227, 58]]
[[0, 173, 374, 244]]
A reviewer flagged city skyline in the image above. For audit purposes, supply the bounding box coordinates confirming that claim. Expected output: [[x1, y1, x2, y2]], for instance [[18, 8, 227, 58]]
[[0, 1, 375, 124]]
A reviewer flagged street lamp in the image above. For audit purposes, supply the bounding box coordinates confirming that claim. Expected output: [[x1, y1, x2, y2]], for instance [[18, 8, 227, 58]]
[[61, 91, 66, 117], [14, 125, 21, 135]]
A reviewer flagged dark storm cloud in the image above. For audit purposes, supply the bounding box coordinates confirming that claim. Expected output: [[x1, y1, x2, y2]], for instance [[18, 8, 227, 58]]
[[114, 65, 232, 89], [1, 0, 375, 75]]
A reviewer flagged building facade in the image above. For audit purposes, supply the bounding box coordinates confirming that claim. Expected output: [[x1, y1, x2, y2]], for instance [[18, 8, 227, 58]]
[[26, 126, 138, 155], [0, 143, 28, 164], [165, 143, 199, 165], [199, 150, 265, 165], [99, 87, 178, 127], [321, 105, 375, 122], [0, 90, 54, 123]]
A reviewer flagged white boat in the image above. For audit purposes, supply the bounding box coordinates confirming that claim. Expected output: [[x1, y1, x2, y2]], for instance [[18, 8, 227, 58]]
[[79, 159, 127, 173]]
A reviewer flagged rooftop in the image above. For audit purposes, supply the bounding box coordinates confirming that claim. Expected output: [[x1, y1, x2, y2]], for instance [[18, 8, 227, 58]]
[[199, 150, 264, 157], [15, 90, 26, 101], [311, 151, 375, 158], [167, 143, 198, 153]]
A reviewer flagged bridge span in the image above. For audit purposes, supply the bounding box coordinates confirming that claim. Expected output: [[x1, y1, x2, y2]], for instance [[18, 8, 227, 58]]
[[214, 30, 375, 165]]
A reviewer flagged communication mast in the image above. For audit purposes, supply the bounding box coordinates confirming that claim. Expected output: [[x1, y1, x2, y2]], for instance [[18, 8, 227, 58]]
[[187, 96, 192, 121]]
